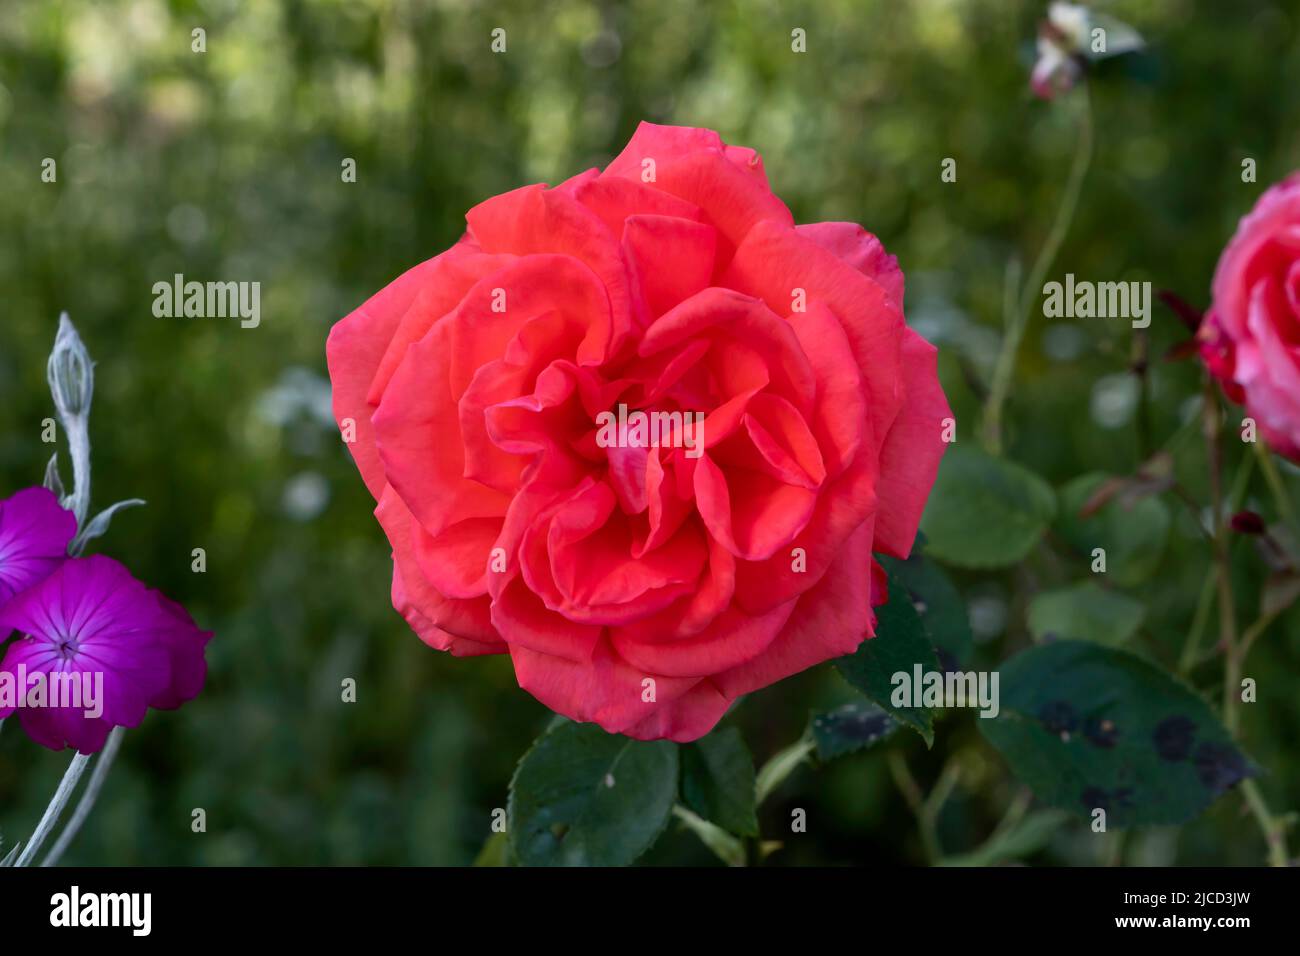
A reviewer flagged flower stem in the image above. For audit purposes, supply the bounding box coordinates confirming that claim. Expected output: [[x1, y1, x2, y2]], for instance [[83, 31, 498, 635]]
[[15, 750, 91, 867], [1178, 453, 1255, 674], [887, 752, 939, 863], [1241, 779, 1291, 867], [888, 753, 961, 865], [1202, 383, 1241, 734], [1176, 570, 1217, 675], [1200, 380, 1292, 865], [983, 85, 1093, 455], [1254, 439, 1296, 531], [42, 726, 125, 867]]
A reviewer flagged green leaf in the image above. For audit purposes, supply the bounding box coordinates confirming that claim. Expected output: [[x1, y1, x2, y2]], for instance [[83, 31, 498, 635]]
[[680, 726, 759, 837], [755, 737, 815, 804], [835, 573, 940, 744], [879, 550, 973, 666], [1057, 473, 1170, 586], [508, 721, 679, 866], [1027, 582, 1145, 646], [920, 447, 1057, 569], [673, 805, 746, 866], [810, 702, 899, 760], [472, 830, 513, 867], [980, 641, 1257, 827]]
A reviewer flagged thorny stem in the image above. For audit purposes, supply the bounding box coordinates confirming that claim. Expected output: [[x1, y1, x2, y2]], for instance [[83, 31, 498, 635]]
[[1203, 379, 1291, 865], [983, 85, 1093, 455], [1178, 454, 1255, 674], [1203, 383, 1240, 734]]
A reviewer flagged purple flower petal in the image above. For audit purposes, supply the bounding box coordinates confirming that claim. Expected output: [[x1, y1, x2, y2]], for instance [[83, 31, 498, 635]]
[[0, 487, 76, 607], [150, 593, 212, 710], [0, 555, 208, 753]]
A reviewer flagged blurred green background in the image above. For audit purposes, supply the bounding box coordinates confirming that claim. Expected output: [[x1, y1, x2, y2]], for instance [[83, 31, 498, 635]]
[[2, 0, 1299, 865]]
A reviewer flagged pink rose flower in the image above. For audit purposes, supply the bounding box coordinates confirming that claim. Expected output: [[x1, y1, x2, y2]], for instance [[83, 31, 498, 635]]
[[1199, 173, 1300, 458], [327, 123, 950, 741]]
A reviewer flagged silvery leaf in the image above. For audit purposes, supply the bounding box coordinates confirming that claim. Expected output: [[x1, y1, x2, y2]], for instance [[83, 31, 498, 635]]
[[43, 453, 65, 499], [72, 499, 146, 555]]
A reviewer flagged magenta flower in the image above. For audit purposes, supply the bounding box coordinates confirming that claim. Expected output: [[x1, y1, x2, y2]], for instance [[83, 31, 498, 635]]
[[0, 555, 211, 753], [0, 487, 76, 608], [150, 592, 212, 710]]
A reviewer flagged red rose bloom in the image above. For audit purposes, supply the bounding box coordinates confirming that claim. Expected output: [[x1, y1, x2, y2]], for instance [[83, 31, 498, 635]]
[[327, 123, 950, 741], [1200, 172, 1300, 457]]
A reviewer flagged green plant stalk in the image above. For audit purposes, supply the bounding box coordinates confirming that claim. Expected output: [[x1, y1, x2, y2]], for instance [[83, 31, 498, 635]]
[[1203, 384, 1240, 735], [1254, 439, 1296, 531], [1241, 779, 1290, 867], [889, 753, 961, 865], [1102, 829, 1127, 867], [1178, 454, 1255, 674], [887, 752, 940, 863], [1177, 572, 1217, 675], [983, 85, 1093, 455], [1202, 380, 1291, 865]]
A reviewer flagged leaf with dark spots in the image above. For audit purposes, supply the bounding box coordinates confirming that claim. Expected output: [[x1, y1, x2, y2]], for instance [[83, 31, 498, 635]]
[[981, 641, 1257, 827], [835, 572, 939, 743], [1194, 742, 1253, 795], [1153, 715, 1196, 762], [810, 703, 900, 761], [1083, 716, 1119, 749], [1038, 700, 1077, 737]]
